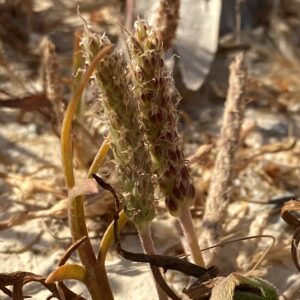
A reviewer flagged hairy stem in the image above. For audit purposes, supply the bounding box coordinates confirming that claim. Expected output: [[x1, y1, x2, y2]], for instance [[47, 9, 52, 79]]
[[179, 206, 205, 267]]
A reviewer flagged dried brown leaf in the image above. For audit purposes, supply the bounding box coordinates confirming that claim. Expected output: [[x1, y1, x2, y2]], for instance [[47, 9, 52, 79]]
[[281, 200, 300, 229], [0, 272, 59, 300]]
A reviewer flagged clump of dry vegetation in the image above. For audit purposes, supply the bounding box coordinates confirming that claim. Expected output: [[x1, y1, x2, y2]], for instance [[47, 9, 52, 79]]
[[1, 0, 300, 299]]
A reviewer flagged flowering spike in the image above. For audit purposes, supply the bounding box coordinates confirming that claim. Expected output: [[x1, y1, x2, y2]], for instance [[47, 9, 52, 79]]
[[81, 28, 155, 225], [128, 19, 195, 217]]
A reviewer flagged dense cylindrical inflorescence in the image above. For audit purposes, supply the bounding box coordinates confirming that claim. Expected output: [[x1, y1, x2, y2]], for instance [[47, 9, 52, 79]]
[[81, 28, 155, 225], [128, 20, 195, 216], [200, 53, 247, 264], [155, 0, 180, 51]]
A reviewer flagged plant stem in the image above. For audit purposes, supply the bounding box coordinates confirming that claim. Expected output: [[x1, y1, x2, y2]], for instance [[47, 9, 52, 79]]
[[61, 44, 113, 188], [61, 45, 114, 300], [138, 224, 168, 300], [67, 195, 95, 264], [86, 267, 114, 300], [179, 206, 205, 267]]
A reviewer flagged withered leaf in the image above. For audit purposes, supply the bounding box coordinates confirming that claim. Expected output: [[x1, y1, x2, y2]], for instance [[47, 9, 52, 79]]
[[281, 200, 300, 229]]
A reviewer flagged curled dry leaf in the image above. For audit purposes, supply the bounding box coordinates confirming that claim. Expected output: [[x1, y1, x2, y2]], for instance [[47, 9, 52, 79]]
[[281, 200, 300, 229], [241, 138, 297, 162], [0, 202, 70, 231], [0, 211, 29, 230], [1, 172, 65, 200]]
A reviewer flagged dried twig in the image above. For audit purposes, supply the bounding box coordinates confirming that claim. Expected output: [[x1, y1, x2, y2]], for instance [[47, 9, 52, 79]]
[[200, 52, 247, 264], [0, 271, 84, 300]]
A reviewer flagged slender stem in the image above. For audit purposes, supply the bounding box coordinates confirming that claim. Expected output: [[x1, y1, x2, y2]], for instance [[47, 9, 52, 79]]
[[86, 267, 114, 300], [62, 45, 113, 266], [138, 224, 168, 300], [61, 44, 113, 188], [179, 206, 205, 267], [67, 195, 95, 264], [125, 0, 135, 31], [61, 44, 114, 300]]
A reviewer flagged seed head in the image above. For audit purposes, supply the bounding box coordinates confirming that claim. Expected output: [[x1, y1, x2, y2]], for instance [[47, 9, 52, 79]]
[[81, 27, 155, 225], [128, 20, 195, 216]]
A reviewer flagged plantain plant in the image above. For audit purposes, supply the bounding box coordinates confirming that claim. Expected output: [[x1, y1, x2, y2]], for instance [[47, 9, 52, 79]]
[[47, 17, 206, 299], [46, 44, 118, 300]]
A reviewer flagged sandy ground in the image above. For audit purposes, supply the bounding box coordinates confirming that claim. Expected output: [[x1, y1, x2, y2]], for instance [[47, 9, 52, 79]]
[[1, 0, 300, 299]]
